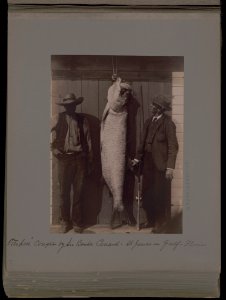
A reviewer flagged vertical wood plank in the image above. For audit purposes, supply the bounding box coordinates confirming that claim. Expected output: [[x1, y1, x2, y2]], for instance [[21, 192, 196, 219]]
[[81, 80, 99, 117], [98, 80, 111, 119], [71, 80, 82, 113], [98, 185, 113, 225], [131, 82, 142, 149], [148, 82, 161, 103], [131, 82, 149, 145], [51, 80, 68, 116], [163, 82, 172, 97], [140, 82, 150, 124], [171, 72, 184, 210]]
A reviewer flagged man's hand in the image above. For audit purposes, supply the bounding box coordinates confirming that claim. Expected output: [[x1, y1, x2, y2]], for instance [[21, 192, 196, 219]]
[[165, 168, 174, 180], [128, 158, 140, 172], [52, 149, 62, 157], [131, 159, 140, 167]]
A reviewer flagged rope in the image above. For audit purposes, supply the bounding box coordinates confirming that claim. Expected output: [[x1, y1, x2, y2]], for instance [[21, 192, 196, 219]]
[[111, 56, 115, 75], [115, 56, 117, 75], [111, 56, 117, 80]]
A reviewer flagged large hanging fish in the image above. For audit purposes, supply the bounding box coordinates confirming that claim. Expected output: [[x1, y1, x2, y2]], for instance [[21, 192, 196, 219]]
[[101, 78, 132, 213]]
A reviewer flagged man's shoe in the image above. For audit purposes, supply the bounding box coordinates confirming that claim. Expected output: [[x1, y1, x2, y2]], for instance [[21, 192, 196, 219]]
[[122, 210, 137, 226], [127, 214, 137, 226], [128, 219, 136, 226], [141, 222, 154, 229], [73, 225, 83, 233], [152, 220, 168, 233], [59, 222, 72, 233]]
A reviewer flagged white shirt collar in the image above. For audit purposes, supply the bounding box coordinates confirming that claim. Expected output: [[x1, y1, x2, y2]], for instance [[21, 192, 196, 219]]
[[152, 114, 163, 121]]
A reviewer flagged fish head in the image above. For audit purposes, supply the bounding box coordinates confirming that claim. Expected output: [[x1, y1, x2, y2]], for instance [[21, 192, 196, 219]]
[[108, 79, 132, 112]]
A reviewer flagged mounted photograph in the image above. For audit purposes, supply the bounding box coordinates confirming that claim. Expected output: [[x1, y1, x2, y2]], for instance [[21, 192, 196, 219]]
[[50, 55, 184, 234]]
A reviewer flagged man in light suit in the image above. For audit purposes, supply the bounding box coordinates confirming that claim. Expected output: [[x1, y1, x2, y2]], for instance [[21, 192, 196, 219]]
[[132, 95, 178, 231]]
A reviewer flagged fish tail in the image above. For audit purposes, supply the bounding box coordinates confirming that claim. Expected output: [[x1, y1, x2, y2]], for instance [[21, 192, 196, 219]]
[[113, 198, 124, 212]]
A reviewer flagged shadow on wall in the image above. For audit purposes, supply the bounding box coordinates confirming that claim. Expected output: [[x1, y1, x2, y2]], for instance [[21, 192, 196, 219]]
[[81, 113, 103, 226], [123, 95, 140, 217]]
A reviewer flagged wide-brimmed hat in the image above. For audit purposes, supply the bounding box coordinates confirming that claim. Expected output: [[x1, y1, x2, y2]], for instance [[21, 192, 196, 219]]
[[152, 95, 172, 111], [56, 93, 84, 106]]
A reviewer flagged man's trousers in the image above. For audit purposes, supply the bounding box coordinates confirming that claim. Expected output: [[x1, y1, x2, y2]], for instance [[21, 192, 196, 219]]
[[142, 152, 171, 227], [57, 153, 87, 227]]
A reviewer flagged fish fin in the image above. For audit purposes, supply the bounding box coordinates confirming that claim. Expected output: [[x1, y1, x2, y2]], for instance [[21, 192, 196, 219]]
[[101, 102, 110, 122]]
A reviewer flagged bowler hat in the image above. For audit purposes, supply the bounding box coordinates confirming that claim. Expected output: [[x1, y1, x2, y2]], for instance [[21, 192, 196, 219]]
[[152, 95, 172, 111], [56, 93, 84, 106]]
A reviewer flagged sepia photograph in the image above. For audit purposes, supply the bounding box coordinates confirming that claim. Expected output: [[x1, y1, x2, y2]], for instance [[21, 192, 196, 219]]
[[5, 6, 220, 297], [50, 55, 184, 234]]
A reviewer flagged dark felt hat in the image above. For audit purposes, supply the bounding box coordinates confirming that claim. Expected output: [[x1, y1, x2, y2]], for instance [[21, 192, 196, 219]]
[[56, 93, 84, 106], [152, 95, 172, 111]]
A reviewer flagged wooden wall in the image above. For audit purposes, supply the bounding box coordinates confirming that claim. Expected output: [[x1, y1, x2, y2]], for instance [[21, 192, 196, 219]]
[[171, 72, 184, 217], [50, 78, 184, 225], [50, 56, 184, 226]]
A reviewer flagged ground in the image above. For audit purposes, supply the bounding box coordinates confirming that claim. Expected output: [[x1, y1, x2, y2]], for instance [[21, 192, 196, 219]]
[[50, 224, 153, 234]]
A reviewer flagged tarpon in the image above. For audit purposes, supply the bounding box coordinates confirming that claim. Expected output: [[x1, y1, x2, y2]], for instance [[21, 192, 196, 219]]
[[100, 78, 131, 212]]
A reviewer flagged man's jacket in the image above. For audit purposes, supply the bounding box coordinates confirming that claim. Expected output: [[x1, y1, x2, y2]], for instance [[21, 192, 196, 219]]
[[137, 114, 178, 171], [51, 112, 92, 161]]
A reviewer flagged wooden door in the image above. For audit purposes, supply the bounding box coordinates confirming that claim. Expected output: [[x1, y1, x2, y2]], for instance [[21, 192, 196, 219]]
[[51, 77, 183, 225]]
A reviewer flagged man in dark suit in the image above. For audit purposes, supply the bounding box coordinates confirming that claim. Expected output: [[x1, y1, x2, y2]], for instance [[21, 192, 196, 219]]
[[132, 95, 178, 231], [51, 93, 93, 233]]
